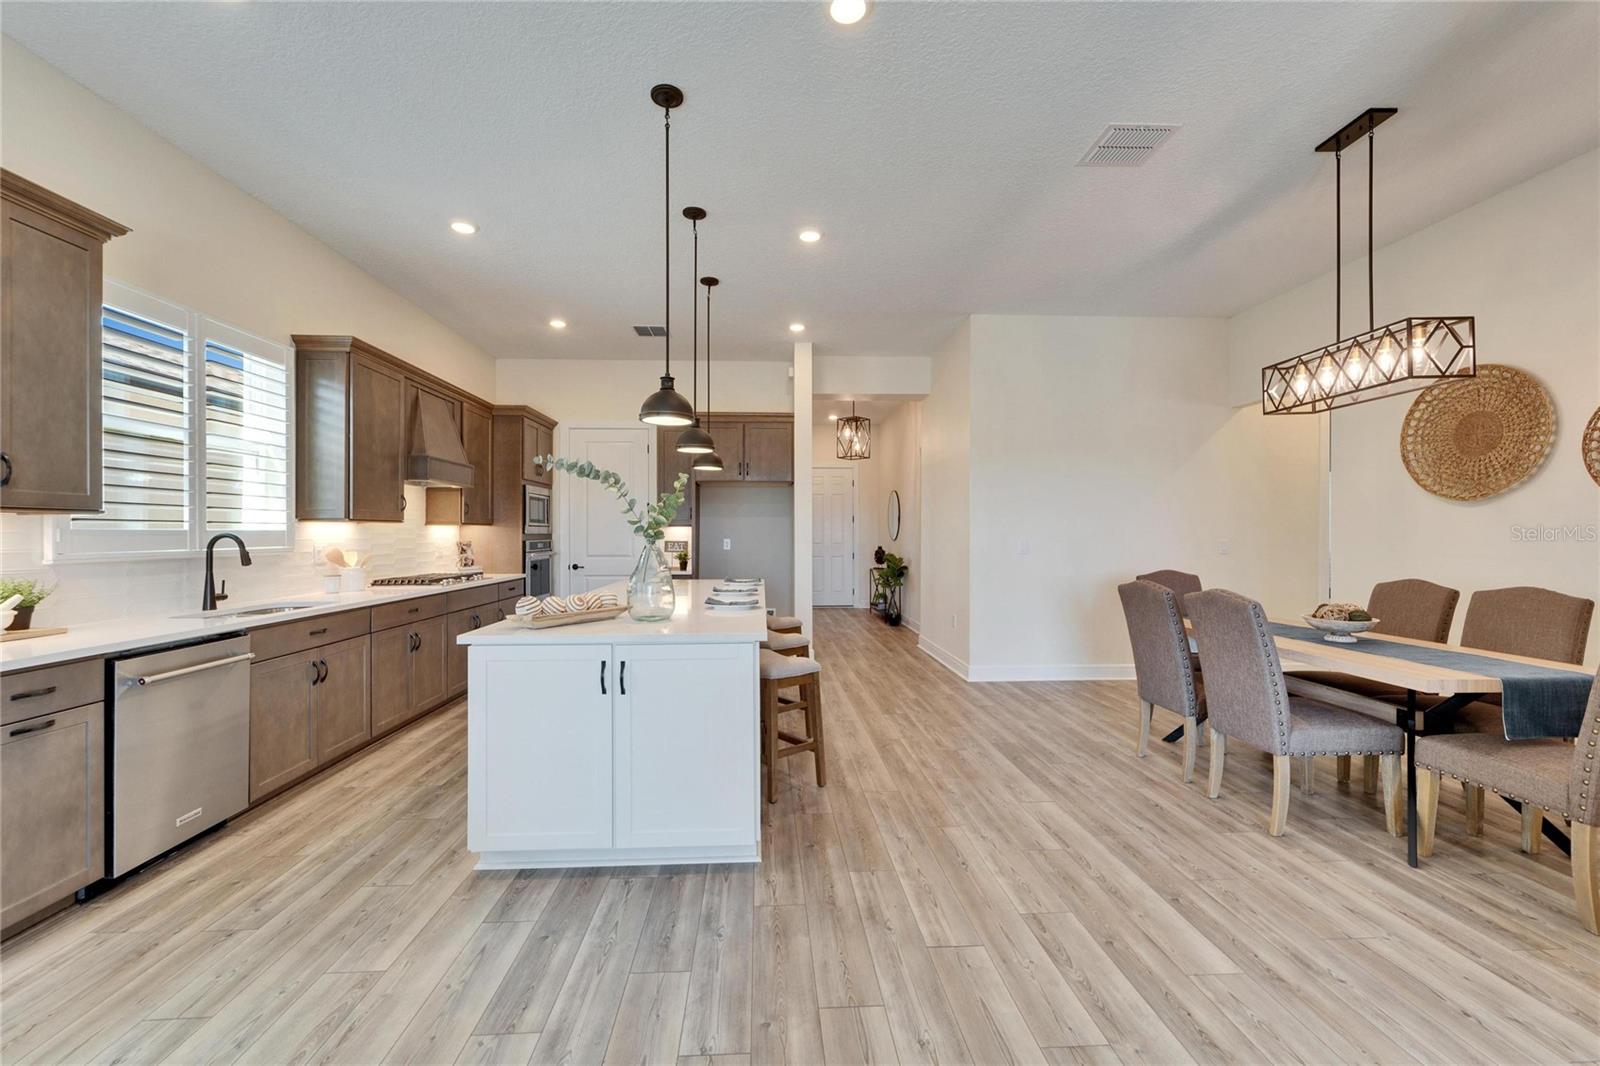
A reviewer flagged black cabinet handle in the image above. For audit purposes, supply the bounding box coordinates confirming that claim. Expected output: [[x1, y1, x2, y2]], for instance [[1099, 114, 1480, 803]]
[[620, 660, 627, 695], [0, 452, 10, 487], [309, 661, 321, 686], [599, 659, 607, 695], [318, 660, 328, 683], [309, 627, 328, 637], [8, 718, 56, 737], [407, 606, 420, 614], [470, 613, 481, 629], [9, 686, 57, 702], [400, 496, 407, 512]]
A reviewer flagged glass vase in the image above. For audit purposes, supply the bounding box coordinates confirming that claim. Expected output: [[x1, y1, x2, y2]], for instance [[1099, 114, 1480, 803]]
[[627, 542, 676, 622]]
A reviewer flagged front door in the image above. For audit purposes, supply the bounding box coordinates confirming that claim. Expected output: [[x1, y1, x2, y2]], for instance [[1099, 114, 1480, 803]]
[[563, 425, 653, 594], [812, 467, 855, 606]]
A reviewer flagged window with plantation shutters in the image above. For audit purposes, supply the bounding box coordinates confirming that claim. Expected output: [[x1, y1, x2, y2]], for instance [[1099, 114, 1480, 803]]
[[202, 326, 288, 533], [58, 282, 292, 557]]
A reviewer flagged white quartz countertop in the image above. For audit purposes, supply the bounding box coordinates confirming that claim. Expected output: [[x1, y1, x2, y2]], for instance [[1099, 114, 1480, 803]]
[[0, 573, 524, 673], [460, 579, 769, 646]]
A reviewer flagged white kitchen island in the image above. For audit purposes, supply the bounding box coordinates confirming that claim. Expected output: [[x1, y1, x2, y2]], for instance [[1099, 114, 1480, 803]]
[[458, 579, 766, 869]]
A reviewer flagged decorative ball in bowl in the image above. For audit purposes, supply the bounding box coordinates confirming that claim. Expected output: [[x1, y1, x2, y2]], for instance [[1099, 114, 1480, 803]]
[[1303, 602, 1378, 643]]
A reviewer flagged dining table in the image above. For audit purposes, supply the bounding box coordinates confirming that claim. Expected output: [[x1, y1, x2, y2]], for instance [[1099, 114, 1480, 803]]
[[1176, 620, 1595, 867]]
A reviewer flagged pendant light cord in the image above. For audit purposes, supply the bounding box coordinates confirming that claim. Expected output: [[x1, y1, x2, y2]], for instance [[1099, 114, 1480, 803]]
[[1334, 149, 1341, 340], [704, 280, 712, 432], [691, 218, 699, 417], [1367, 129, 1375, 332], [663, 104, 671, 376]]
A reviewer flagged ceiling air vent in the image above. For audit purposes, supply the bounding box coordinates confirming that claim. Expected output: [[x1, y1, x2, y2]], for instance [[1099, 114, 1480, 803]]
[[632, 325, 668, 337], [1077, 124, 1179, 167]]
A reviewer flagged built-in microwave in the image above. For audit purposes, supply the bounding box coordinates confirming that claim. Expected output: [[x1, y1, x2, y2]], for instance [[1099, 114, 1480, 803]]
[[524, 485, 551, 536]]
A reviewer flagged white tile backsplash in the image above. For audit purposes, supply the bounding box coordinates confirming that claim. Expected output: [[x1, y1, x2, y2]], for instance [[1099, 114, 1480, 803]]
[[0, 485, 465, 626]]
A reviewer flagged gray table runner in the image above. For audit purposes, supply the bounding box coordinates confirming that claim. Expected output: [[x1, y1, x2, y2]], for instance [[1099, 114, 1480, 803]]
[[1270, 623, 1594, 740]]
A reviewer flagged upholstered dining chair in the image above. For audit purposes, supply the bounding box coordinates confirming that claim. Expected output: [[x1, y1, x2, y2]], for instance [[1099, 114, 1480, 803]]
[[1416, 666, 1600, 934], [1449, 586, 1596, 735], [1118, 580, 1206, 782], [1187, 588, 1404, 836], [1288, 578, 1461, 788], [1135, 570, 1202, 617]]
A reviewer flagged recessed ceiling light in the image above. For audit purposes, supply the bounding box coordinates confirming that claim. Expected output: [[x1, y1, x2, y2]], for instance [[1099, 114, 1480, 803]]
[[789, 323, 806, 333], [798, 229, 821, 243], [450, 220, 478, 235], [549, 319, 567, 329], [829, 0, 866, 25]]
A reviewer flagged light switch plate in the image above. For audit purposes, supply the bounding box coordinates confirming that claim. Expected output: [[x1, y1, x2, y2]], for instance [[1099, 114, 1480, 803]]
[[723, 538, 732, 550]]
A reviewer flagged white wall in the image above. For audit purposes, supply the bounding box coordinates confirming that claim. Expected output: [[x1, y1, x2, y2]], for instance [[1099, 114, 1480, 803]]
[[0, 38, 501, 624], [809, 402, 921, 626], [814, 355, 931, 399], [917, 321, 973, 674], [963, 315, 1322, 680], [497, 358, 793, 424], [1230, 149, 1600, 666]]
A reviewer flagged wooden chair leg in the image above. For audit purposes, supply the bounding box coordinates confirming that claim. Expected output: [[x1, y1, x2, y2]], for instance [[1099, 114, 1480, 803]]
[[1362, 754, 1379, 796], [1336, 754, 1351, 784], [805, 676, 826, 788], [1522, 805, 1544, 855], [762, 680, 780, 805], [1464, 785, 1484, 836], [1269, 755, 1291, 836], [1181, 720, 1197, 784], [1207, 729, 1226, 800], [1301, 757, 1315, 795], [1379, 754, 1402, 838], [1417, 769, 1439, 858], [1573, 823, 1599, 935], [1136, 699, 1152, 757]]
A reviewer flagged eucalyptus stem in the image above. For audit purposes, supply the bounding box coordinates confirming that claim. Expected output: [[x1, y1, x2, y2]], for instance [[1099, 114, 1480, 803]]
[[543, 458, 688, 544]]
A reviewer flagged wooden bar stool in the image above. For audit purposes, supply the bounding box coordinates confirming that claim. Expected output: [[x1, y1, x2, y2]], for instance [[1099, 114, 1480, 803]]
[[759, 648, 825, 804], [762, 630, 810, 657], [768, 614, 803, 634]]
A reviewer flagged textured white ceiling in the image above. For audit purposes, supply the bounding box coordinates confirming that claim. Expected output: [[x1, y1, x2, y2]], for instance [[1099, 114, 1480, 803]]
[[4, 2, 1596, 363]]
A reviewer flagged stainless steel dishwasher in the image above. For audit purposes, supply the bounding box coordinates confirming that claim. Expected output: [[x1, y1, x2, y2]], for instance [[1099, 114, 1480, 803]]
[[110, 634, 253, 876]]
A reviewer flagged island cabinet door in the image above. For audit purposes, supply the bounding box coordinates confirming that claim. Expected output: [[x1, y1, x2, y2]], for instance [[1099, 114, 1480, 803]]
[[612, 643, 758, 850], [468, 645, 613, 853]]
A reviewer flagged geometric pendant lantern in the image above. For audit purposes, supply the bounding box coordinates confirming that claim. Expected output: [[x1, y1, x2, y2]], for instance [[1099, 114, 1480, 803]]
[[1262, 108, 1475, 415], [836, 401, 871, 460]]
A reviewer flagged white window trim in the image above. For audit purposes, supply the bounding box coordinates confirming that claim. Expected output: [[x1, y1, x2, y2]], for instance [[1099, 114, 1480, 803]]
[[52, 280, 295, 561]]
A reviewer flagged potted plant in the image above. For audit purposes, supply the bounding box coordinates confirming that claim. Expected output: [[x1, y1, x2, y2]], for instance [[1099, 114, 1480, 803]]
[[879, 552, 908, 626], [0, 578, 53, 632], [675, 550, 690, 572]]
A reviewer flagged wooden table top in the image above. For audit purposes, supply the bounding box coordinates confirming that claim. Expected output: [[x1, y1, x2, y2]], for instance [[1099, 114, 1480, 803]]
[[1188, 619, 1593, 697]]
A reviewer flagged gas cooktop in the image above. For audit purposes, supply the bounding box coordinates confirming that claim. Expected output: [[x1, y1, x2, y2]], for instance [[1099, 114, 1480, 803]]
[[369, 570, 486, 587]]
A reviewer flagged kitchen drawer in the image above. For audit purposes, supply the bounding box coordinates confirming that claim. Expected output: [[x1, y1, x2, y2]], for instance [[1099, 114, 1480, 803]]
[[446, 583, 500, 612], [250, 608, 371, 664], [371, 593, 448, 632], [1, 659, 103, 727], [495, 578, 524, 600], [498, 596, 524, 620]]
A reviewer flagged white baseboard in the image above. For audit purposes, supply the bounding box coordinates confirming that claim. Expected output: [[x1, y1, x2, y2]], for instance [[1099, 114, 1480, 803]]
[[966, 663, 1136, 683], [916, 636, 969, 680], [901, 616, 920, 634]]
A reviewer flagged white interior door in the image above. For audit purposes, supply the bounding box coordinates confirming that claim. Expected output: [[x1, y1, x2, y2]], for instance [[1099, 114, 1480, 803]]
[[564, 425, 652, 594], [812, 467, 855, 606]]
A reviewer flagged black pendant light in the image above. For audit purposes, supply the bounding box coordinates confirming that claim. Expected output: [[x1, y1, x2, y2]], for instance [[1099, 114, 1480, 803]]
[[837, 401, 871, 460], [693, 276, 725, 473], [1261, 108, 1474, 414], [676, 207, 715, 454], [639, 84, 696, 427]]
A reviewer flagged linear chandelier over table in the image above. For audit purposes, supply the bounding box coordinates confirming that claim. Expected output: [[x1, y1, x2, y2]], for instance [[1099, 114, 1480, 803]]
[[1261, 108, 1475, 415]]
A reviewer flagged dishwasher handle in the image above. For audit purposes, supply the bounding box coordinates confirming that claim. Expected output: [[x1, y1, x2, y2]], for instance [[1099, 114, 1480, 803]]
[[133, 651, 255, 686]]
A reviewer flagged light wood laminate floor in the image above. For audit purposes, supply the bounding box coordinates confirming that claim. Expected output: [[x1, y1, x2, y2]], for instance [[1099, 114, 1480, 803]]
[[4, 609, 1598, 1065]]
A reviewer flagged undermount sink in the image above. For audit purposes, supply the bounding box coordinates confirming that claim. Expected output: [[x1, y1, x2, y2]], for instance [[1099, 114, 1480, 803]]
[[176, 601, 320, 620]]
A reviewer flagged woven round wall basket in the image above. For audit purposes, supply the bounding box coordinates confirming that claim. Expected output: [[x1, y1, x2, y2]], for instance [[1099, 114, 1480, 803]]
[[1584, 406, 1600, 488], [1400, 364, 1555, 501]]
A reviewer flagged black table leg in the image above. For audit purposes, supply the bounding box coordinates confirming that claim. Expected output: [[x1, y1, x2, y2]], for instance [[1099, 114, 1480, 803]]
[[1161, 724, 1185, 743], [1405, 690, 1418, 868]]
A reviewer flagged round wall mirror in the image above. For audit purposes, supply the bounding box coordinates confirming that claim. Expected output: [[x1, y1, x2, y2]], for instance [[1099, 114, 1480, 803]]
[[887, 490, 901, 541]]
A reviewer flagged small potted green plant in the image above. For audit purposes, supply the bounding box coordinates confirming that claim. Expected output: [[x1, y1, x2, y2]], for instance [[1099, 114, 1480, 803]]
[[879, 552, 908, 626], [675, 549, 690, 572], [0, 578, 54, 632]]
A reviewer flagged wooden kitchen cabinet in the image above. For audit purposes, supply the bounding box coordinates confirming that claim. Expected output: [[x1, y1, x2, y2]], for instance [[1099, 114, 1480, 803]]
[[370, 612, 448, 737], [314, 635, 371, 764], [523, 418, 554, 485], [692, 421, 743, 483], [445, 606, 490, 698], [0, 170, 127, 513], [249, 649, 319, 801], [689, 415, 793, 484], [1, 701, 104, 935], [295, 339, 409, 522]]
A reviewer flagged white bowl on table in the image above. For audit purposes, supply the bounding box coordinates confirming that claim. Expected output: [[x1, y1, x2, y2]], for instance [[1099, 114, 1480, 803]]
[[1301, 615, 1379, 643]]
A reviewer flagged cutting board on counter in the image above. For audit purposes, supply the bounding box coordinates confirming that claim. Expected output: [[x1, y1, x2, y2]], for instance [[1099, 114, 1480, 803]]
[[1, 627, 69, 642]]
